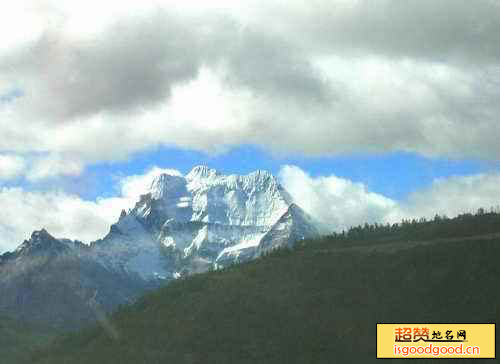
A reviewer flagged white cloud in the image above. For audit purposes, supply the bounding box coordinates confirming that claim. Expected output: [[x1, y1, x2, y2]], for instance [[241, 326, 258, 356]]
[[27, 154, 84, 181], [0, 187, 118, 252], [0, 154, 25, 180], [1, 164, 500, 253], [399, 173, 500, 219], [0, 2, 48, 51], [279, 165, 500, 233], [118, 166, 182, 206], [2, 0, 500, 250], [0, 1, 499, 171], [0, 166, 181, 252], [0, 153, 85, 181], [279, 165, 397, 232]]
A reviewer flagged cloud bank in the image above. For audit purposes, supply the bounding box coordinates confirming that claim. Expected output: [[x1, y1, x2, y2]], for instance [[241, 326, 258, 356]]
[[1, 165, 500, 253], [279, 166, 500, 232], [1, 2, 499, 250], [1, 1, 500, 180], [279, 165, 397, 232], [0, 167, 181, 252], [0, 154, 25, 180]]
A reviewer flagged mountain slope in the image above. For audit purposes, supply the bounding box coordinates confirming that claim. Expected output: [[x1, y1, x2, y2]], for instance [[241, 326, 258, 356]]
[[0, 230, 152, 329], [0, 315, 58, 364], [0, 167, 319, 330], [91, 166, 320, 279], [29, 216, 500, 364]]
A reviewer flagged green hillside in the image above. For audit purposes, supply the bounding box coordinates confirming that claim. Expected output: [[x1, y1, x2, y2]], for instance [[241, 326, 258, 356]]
[[0, 315, 58, 363], [27, 212, 500, 364]]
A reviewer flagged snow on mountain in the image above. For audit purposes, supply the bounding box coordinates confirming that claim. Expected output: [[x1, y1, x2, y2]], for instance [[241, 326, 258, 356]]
[[92, 166, 320, 280], [0, 166, 320, 327]]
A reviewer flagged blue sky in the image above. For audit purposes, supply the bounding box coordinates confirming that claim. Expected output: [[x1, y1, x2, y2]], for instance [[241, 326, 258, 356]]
[[1, 1, 500, 252], [80, 146, 491, 202]]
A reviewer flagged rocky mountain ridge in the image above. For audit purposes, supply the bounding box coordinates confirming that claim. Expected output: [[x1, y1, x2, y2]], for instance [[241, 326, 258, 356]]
[[0, 166, 320, 327], [90, 166, 319, 280]]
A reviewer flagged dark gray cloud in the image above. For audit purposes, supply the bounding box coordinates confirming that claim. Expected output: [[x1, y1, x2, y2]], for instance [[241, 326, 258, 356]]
[[0, 8, 329, 121], [222, 28, 333, 104], [1, 12, 207, 119], [266, 0, 500, 64], [1, 1, 500, 168]]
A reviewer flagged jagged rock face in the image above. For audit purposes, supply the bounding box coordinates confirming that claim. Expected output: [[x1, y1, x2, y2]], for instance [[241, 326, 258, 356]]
[[0, 230, 151, 329], [93, 166, 320, 280], [0, 166, 319, 328], [13, 229, 76, 257]]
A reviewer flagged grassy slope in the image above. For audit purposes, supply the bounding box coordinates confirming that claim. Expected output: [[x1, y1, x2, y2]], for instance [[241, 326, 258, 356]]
[[28, 222, 500, 364]]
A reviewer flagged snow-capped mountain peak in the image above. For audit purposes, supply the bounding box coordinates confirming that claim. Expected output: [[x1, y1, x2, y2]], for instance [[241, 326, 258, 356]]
[[149, 173, 186, 200], [2, 167, 318, 327], [186, 165, 219, 180], [91, 167, 319, 280]]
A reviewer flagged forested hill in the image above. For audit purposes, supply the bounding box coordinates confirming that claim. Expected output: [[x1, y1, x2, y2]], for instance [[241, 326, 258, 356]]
[[0, 315, 57, 363], [26, 210, 500, 364], [324, 208, 500, 243]]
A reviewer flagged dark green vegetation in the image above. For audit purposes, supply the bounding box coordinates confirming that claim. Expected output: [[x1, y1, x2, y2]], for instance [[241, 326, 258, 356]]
[[22, 210, 500, 364], [0, 315, 58, 363], [330, 207, 500, 243]]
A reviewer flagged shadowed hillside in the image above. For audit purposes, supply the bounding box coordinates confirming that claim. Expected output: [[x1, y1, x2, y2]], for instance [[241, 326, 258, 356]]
[[0, 315, 58, 363], [26, 211, 500, 364]]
